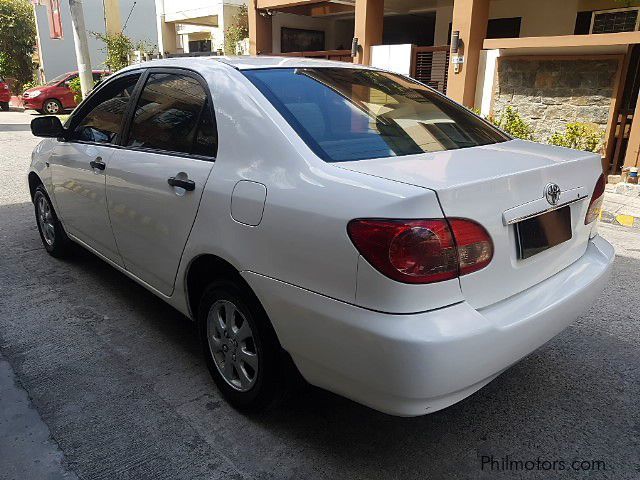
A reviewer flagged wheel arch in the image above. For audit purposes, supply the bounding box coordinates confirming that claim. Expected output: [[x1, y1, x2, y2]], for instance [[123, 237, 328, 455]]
[[28, 171, 43, 201], [185, 253, 260, 321]]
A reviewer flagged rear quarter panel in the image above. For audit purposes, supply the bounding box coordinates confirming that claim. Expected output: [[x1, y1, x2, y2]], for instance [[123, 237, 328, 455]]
[[179, 66, 463, 314]]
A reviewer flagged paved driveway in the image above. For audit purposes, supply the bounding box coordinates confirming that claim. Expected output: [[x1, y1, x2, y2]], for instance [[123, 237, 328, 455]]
[[1, 110, 639, 479]]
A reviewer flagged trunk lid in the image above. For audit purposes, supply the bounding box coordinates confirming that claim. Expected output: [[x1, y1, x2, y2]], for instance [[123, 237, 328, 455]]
[[338, 140, 601, 309]]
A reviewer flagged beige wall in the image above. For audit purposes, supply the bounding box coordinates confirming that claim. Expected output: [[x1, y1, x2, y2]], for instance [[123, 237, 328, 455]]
[[488, 0, 635, 38], [432, 0, 637, 46], [434, 2, 454, 45]]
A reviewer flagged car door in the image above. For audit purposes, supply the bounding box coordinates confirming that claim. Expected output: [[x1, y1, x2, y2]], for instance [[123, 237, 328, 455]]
[[106, 69, 217, 295], [59, 74, 77, 108], [49, 71, 143, 265]]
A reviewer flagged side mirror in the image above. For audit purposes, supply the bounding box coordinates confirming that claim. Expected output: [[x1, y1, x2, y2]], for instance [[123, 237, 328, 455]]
[[31, 116, 66, 138]]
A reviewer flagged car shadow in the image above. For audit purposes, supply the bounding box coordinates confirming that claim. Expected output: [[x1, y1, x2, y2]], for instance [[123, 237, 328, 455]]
[[1, 200, 638, 479]]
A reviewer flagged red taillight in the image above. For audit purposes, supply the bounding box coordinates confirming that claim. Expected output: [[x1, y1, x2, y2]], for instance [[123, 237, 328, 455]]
[[347, 218, 493, 284], [585, 173, 606, 225]]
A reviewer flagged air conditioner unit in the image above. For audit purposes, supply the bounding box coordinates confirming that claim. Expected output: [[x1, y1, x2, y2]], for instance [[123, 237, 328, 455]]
[[590, 7, 640, 34]]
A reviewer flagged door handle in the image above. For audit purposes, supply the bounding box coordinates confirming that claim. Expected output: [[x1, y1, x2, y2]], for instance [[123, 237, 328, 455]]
[[167, 177, 195, 191], [90, 157, 105, 170]]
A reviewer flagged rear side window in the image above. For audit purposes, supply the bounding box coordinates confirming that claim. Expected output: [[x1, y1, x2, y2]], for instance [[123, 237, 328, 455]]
[[71, 73, 141, 144], [244, 68, 508, 162], [126, 72, 216, 156]]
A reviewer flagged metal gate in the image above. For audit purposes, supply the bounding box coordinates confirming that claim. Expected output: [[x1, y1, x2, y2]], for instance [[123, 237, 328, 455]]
[[411, 46, 450, 94]]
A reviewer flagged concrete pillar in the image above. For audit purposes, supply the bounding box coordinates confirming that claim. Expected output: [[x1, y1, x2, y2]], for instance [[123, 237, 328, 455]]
[[155, 0, 177, 56], [447, 0, 489, 106], [248, 0, 272, 55], [103, 0, 122, 35], [354, 0, 383, 65], [623, 99, 640, 168]]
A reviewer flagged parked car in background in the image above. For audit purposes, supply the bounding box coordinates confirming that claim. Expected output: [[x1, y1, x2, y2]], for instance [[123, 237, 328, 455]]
[[22, 70, 110, 114], [0, 76, 10, 111], [28, 58, 614, 416]]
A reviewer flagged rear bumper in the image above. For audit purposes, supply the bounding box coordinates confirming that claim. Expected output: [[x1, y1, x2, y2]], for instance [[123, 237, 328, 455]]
[[244, 235, 614, 417]]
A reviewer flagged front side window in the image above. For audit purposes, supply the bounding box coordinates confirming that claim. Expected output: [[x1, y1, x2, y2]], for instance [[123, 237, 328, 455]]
[[126, 73, 214, 156], [71, 73, 141, 144], [244, 68, 508, 163]]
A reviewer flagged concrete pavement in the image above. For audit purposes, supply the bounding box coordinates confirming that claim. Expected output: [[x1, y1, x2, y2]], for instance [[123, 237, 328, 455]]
[[0, 356, 79, 480], [1, 109, 639, 479]]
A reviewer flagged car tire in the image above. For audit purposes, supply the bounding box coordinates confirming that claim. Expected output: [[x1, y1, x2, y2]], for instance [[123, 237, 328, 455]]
[[0, 102, 9, 111], [198, 279, 291, 412], [42, 99, 62, 115], [33, 185, 72, 258]]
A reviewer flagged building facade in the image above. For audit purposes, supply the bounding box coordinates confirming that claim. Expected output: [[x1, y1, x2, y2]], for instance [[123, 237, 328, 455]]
[[155, 0, 248, 55], [247, 0, 640, 173], [33, 0, 158, 81]]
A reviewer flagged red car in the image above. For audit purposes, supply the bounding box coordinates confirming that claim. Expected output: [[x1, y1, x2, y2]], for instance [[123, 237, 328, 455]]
[[22, 70, 110, 114], [0, 76, 10, 111]]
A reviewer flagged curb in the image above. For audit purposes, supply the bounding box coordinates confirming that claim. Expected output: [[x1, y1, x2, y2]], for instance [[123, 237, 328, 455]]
[[599, 210, 640, 229]]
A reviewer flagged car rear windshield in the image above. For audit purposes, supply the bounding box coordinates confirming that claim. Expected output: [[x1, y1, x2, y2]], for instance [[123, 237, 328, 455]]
[[243, 67, 508, 163]]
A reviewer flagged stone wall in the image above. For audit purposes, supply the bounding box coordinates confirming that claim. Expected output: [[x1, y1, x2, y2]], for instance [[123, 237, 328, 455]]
[[492, 58, 618, 141]]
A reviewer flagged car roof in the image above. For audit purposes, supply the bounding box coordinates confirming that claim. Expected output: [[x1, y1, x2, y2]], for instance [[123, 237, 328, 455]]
[[213, 56, 371, 70], [122, 55, 374, 73]]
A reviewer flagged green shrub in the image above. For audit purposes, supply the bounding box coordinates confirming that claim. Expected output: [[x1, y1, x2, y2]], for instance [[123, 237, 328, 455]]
[[20, 78, 38, 92], [547, 122, 603, 153], [224, 5, 248, 55], [495, 106, 534, 141], [67, 77, 82, 103]]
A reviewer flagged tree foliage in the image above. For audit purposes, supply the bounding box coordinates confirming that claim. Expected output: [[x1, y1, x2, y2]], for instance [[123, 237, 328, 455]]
[[224, 5, 248, 55], [91, 31, 134, 72], [0, 0, 36, 91]]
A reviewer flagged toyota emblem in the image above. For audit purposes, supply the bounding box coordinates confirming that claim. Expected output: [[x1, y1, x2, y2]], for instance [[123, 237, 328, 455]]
[[544, 183, 561, 206]]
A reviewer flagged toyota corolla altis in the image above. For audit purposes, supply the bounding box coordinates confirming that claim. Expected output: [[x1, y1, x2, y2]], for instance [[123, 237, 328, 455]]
[[28, 57, 613, 416]]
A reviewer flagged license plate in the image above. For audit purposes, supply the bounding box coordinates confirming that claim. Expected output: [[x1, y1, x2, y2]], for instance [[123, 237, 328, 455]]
[[515, 206, 572, 259]]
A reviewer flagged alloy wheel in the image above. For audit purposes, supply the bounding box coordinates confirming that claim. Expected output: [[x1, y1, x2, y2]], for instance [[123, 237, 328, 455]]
[[207, 300, 259, 392], [45, 101, 60, 114], [37, 195, 55, 246]]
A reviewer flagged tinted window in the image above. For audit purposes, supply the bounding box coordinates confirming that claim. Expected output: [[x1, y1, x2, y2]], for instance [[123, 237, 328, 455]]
[[487, 17, 521, 39], [192, 98, 218, 157], [127, 73, 211, 155], [244, 68, 508, 163], [574, 11, 593, 35], [72, 73, 141, 144]]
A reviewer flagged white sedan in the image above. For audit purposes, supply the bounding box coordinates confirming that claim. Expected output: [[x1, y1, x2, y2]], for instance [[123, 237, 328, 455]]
[[28, 57, 614, 416]]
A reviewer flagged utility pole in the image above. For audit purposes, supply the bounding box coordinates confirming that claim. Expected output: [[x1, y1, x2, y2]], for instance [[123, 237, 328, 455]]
[[68, 0, 93, 99]]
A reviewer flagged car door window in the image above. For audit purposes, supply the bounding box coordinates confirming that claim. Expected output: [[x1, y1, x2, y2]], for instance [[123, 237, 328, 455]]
[[71, 73, 141, 144], [126, 73, 214, 156]]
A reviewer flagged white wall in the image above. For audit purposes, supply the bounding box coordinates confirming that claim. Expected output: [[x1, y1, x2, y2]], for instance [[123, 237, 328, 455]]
[[35, 0, 157, 81]]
